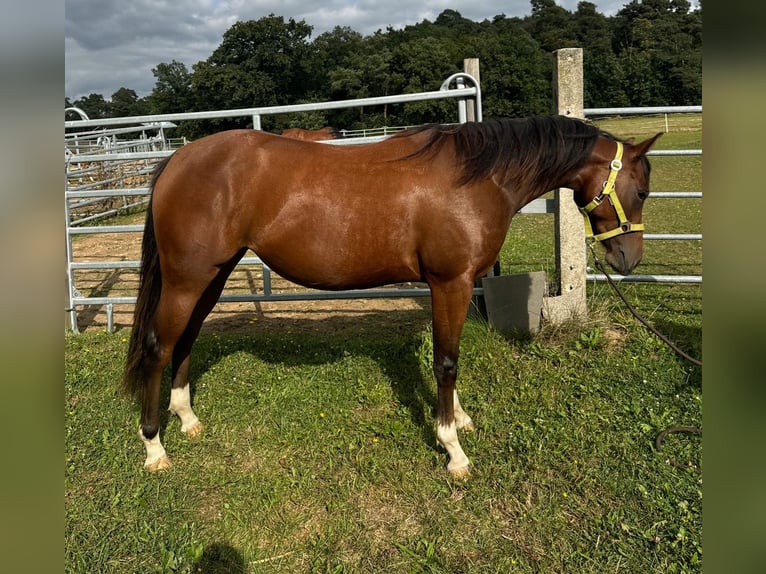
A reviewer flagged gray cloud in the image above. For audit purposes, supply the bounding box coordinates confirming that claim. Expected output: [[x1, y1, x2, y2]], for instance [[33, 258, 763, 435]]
[[65, 0, 630, 100]]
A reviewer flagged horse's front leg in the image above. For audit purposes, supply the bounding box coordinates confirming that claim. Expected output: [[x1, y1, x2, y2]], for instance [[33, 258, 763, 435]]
[[429, 276, 475, 479]]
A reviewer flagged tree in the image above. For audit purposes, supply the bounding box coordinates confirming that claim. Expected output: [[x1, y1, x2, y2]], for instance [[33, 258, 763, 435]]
[[149, 60, 193, 115], [205, 16, 315, 103], [325, 33, 399, 128], [82, 1, 700, 136], [573, 2, 630, 107], [110, 87, 149, 117], [312, 26, 365, 78], [391, 36, 461, 124], [468, 17, 552, 117], [526, 0, 579, 52], [188, 15, 316, 133], [72, 93, 110, 119], [612, 0, 701, 105]]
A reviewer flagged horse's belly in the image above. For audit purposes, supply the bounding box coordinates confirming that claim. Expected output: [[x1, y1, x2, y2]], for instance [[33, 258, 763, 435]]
[[251, 234, 422, 291]]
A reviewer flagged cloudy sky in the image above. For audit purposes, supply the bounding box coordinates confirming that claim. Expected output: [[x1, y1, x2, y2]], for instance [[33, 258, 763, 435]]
[[66, 0, 630, 101]]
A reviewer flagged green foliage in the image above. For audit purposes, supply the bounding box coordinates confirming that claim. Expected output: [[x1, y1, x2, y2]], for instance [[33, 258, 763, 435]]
[[149, 61, 193, 115], [67, 2, 702, 134]]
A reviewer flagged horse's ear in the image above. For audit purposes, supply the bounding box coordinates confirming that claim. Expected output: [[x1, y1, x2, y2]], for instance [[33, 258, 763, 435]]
[[632, 132, 664, 157]]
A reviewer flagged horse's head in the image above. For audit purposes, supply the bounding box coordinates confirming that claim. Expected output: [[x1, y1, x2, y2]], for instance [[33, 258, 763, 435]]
[[572, 132, 663, 275]]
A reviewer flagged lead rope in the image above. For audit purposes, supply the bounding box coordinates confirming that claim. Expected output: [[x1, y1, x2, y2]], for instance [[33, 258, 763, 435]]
[[587, 243, 701, 470], [587, 244, 701, 367]]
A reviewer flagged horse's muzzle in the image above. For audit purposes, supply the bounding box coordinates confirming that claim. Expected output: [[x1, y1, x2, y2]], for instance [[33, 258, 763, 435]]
[[605, 248, 641, 276]]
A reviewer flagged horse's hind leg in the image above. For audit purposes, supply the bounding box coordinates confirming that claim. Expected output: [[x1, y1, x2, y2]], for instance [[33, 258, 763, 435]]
[[168, 249, 246, 439], [139, 283, 205, 471], [139, 257, 232, 470]]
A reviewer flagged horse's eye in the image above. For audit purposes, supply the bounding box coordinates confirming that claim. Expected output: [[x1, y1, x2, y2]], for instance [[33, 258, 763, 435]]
[[638, 189, 650, 201]]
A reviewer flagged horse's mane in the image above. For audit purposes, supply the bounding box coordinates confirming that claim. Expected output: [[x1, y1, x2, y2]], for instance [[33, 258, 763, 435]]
[[399, 116, 616, 189]]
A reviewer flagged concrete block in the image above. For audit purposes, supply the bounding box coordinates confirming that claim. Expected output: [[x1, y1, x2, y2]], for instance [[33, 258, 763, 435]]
[[480, 272, 546, 336]]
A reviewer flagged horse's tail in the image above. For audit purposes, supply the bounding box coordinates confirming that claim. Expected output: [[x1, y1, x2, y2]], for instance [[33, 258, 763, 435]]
[[122, 156, 171, 401]]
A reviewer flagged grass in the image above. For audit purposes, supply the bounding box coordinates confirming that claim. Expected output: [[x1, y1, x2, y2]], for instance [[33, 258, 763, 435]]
[[65, 318, 702, 573], [65, 114, 702, 573]]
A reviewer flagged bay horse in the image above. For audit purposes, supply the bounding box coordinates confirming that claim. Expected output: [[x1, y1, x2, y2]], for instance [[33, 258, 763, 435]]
[[123, 116, 661, 477], [280, 126, 339, 141]]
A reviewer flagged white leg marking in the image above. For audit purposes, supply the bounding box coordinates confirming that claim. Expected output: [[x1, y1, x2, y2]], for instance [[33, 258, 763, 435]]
[[169, 384, 203, 437], [139, 426, 171, 471], [437, 421, 471, 478], [453, 389, 474, 431]]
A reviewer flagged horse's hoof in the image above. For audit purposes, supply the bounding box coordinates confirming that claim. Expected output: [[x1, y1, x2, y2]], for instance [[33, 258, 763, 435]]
[[460, 421, 475, 432], [448, 464, 472, 480], [184, 421, 204, 439], [144, 455, 172, 472]]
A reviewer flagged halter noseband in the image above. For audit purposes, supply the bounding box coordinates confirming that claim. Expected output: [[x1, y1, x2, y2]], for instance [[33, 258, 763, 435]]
[[579, 141, 644, 242]]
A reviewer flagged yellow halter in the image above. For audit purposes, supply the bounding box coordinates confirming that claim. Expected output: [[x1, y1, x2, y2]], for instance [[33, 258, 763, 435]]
[[579, 141, 645, 242]]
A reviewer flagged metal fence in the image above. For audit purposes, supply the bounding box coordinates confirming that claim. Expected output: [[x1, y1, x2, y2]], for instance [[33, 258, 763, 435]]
[[583, 106, 702, 285], [65, 74, 482, 332], [65, 79, 701, 334]]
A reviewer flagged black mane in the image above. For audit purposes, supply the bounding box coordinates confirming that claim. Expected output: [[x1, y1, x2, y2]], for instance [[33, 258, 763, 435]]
[[403, 116, 612, 189]]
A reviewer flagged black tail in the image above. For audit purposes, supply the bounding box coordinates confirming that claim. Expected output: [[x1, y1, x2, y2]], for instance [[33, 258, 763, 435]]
[[122, 156, 171, 401]]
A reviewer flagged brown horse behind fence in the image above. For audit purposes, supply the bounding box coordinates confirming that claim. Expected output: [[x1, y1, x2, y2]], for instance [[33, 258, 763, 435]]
[[280, 126, 339, 141], [123, 116, 661, 477]]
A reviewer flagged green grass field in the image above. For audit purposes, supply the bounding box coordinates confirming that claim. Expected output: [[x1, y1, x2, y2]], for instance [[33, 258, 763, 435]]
[[65, 114, 702, 573]]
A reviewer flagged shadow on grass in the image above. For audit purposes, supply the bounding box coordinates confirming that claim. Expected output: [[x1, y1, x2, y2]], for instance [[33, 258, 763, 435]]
[[650, 316, 703, 387], [173, 307, 439, 451], [193, 542, 245, 574]]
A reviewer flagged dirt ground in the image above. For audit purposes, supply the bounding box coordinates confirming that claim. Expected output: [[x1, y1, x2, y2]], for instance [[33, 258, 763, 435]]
[[68, 215, 433, 336]]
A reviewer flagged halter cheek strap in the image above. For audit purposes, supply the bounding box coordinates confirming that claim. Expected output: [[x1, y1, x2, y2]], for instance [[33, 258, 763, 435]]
[[580, 141, 645, 242]]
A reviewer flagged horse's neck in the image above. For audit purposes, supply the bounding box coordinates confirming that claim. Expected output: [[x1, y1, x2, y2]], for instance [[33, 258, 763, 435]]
[[509, 143, 585, 209], [506, 172, 568, 211]]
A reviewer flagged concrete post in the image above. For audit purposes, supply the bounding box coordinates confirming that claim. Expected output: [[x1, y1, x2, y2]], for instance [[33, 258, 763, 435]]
[[543, 48, 587, 323]]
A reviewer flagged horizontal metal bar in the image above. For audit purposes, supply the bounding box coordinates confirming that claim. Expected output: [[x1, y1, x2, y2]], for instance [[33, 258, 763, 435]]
[[67, 225, 144, 234], [647, 149, 701, 156], [651, 192, 701, 198], [65, 87, 479, 129], [585, 106, 702, 115], [70, 261, 140, 270], [69, 256, 267, 270], [586, 274, 702, 284], [66, 188, 151, 198], [644, 234, 702, 240], [65, 150, 173, 163], [323, 136, 389, 146], [65, 124, 174, 139]]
